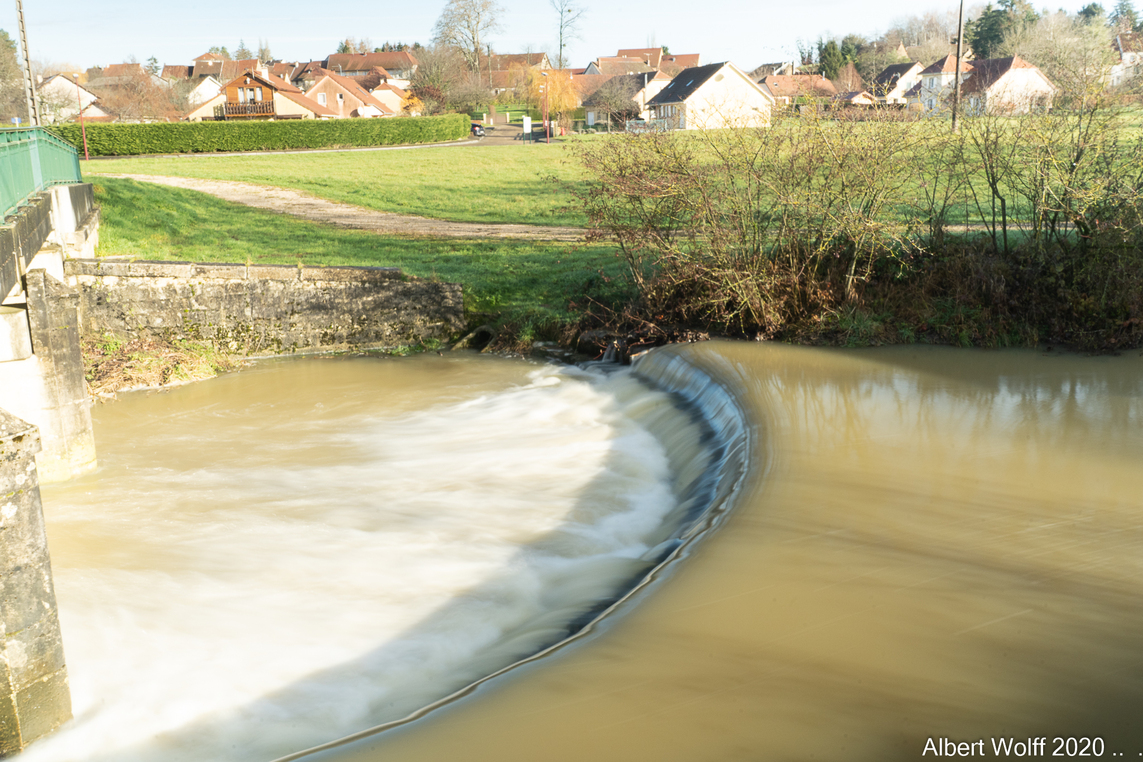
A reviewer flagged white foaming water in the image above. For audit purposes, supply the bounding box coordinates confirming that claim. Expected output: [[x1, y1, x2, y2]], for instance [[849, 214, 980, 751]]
[[31, 355, 702, 762]]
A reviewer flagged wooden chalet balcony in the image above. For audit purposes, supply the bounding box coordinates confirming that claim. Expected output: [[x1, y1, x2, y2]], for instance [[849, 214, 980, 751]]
[[217, 101, 276, 118]]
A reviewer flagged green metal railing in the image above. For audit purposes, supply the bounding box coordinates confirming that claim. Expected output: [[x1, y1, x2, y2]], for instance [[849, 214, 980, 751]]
[[0, 128, 82, 220]]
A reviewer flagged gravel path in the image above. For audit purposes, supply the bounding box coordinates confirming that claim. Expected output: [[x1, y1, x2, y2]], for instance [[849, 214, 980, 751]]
[[104, 173, 585, 241]]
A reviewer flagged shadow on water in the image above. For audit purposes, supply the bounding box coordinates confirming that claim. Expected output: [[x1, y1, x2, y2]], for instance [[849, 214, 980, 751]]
[[34, 352, 752, 762]]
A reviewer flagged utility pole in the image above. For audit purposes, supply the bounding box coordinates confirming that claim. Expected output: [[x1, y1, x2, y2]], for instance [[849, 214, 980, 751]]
[[73, 75, 89, 160], [15, 0, 41, 126], [952, 0, 965, 133]]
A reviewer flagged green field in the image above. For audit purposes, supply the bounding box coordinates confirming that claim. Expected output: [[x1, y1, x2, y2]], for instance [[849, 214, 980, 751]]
[[83, 143, 587, 227], [91, 177, 629, 335]]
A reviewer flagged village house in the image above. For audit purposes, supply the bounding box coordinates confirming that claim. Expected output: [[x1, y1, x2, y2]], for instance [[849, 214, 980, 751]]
[[758, 73, 837, 106], [906, 55, 971, 113], [647, 61, 774, 130], [582, 70, 671, 128], [749, 62, 798, 79], [906, 55, 1055, 115], [834, 90, 878, 106], [323, 52, 418, 85], [304, 69, 395, 117], [584, 56, 657, 77], [870, 61, 923, 104], [185, 69, 336, 121], [37, 75, 113, 123], [481, 52, 550, 96], [960, 56, 1056, 114], [85, 62, 168, 91]]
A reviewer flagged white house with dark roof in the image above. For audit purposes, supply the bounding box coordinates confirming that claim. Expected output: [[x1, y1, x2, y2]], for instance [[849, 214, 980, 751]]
[[961, 56, 1056, 114], [871, 61, 923, 104], [647, 62, 774, 129], [906, 55, 1055, 115]]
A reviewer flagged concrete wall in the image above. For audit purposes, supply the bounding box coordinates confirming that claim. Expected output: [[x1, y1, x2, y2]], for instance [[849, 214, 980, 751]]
[[67, 259, 466, 354], [0, 409, 72, 756]]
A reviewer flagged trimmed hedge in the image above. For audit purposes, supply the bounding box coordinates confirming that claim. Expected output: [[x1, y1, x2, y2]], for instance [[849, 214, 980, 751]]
[[48, 114, 470, 157]]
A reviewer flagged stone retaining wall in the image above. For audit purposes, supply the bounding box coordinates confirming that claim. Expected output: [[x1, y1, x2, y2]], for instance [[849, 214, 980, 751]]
[[66, 259, 465, 354]]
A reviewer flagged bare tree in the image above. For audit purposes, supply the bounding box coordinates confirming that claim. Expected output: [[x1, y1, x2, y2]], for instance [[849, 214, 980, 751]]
[[257, 39, 273, 62], [550, 0, 585, 70], [432, 0, 503, 73]]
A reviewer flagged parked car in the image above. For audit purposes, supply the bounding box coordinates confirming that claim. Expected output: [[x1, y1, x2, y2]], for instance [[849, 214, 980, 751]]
[[471, 122, 485, 137]]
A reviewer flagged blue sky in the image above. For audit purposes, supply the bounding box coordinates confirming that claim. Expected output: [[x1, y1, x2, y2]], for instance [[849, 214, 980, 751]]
[[5, 0, 1098, 73]]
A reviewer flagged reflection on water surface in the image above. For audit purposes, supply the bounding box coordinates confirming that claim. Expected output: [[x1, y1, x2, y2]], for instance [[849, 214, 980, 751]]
[[319, 343, 1143, 762]]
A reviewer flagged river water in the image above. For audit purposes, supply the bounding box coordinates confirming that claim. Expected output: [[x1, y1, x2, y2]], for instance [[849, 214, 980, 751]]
[[31, 343, 1143, 761]]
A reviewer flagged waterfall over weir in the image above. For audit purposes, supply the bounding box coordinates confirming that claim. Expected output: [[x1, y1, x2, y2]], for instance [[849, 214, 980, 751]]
[[29, 349, 751, 762]]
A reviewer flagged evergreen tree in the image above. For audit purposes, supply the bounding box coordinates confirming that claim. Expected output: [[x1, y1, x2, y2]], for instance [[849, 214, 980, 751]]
[[816, 39, 844, 79], [1109, 0, 1139, 30], [234, 40, 253, 59], [0, 30, 27, 125], [966, 5, 1009, 57], [1078, 2, 1106, 23], [146, 56, 159, 76]]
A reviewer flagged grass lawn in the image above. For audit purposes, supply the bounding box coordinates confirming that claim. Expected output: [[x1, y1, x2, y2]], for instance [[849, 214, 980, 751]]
[[91, 177, 630, 333], [82, 142, 588, 227]]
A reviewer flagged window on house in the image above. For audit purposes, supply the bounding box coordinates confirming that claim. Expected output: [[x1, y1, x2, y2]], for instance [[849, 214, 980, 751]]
[[254, 88, 263, 102], [238, 89, 246, 103], [318, 93, 327, 105], [337, 93, 344, 104]]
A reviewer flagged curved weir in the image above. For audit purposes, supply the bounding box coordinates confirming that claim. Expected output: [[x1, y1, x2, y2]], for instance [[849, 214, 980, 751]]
[[29, 350, 751, 762]]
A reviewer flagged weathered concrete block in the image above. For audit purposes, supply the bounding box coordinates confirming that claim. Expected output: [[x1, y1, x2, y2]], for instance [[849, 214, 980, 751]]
[[0, 307, 32, 363], [192, 263, 245, 281], [132, 261, 194, 279], [0, 408, 71, 756], [300, 265, 401, 283], [67, 259, 465, 354], [23, 270, 97, 483], [248, 264, 299, 282]]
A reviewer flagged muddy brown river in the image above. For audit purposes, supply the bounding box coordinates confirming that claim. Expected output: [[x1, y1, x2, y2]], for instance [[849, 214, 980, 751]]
[[32, 342, 1143, 762]]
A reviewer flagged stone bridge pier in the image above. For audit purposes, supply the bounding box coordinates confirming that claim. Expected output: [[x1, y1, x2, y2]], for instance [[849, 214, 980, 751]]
[[1, 182, 97, 756]]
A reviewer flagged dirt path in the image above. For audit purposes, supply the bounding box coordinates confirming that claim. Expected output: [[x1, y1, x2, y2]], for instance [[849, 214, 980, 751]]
[[104, 174, 585, 241]]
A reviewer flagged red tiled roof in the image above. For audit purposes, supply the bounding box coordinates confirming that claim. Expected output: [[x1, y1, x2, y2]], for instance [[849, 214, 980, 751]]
[[961, 55, 1043, 95], [325, 51, 418, 73], [592, 57, 656, 76], [761, 73, 837, 98], [663, 54, 700, 69], [1116, 31, 1142, 54], [921, 55, 973, 75], [162, 65, 191, 80], [485, 53, 548, 71], [103, 63, 143, 77], [616, 48, 663, 68], [194, 53, 222, 61]]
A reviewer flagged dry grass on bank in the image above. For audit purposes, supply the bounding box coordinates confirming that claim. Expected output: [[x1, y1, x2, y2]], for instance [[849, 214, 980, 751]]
[[83, 335, 242, 399]]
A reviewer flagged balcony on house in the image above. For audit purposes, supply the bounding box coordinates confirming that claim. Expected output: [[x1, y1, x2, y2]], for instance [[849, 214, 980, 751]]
[[218, 101, 276, 118]]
